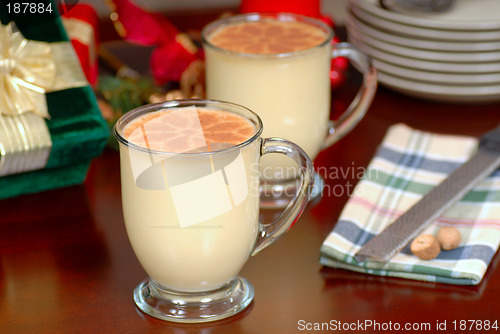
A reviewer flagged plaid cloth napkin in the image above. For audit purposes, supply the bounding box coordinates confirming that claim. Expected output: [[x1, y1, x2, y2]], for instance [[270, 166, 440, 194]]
[[320, 123, 500, 285]]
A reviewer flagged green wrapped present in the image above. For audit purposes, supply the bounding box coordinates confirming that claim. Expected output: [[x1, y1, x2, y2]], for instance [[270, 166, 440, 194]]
[[0, 1, 109, 200]]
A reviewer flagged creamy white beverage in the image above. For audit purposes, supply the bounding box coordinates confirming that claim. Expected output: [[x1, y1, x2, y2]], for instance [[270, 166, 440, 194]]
[[114, 99, 315, 322], [204, 17, 331, 179], [119, 107, 260, 292]]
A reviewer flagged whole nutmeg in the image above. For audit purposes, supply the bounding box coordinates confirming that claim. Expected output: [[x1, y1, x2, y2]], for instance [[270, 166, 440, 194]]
[[411, 234, 441, 260], [436, 226, 462, 250]]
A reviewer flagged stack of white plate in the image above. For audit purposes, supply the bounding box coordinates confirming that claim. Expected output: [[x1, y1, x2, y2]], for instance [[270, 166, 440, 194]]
[[346, 0, 500, 103]]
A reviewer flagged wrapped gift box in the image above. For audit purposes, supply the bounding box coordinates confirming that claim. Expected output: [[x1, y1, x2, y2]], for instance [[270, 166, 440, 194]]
[[61, 3, 99, 86], [0, 1, 109, 200]]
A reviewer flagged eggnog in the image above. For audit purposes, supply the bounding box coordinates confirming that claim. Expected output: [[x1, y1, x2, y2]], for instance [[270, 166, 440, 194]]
[[118, 106, 261, 292], [203, 16, 332, 179]]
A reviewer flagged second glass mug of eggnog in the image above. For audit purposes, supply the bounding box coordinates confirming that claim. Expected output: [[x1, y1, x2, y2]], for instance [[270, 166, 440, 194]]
[[202, 12, 377, 208], [113, 99, 313, 323]]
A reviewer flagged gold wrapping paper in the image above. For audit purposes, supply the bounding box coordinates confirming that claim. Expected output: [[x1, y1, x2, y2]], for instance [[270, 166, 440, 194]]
[[0, 22, 88, 177]]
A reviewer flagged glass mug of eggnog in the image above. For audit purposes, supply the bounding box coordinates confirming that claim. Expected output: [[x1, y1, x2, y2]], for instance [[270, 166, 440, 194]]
[[113, 99, 313, 323], [202, 13, 377, 207]]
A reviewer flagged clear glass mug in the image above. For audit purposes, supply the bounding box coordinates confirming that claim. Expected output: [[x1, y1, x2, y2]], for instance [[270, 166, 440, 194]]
[[113, 99, 313, 323], [202, 13, 377, 207]]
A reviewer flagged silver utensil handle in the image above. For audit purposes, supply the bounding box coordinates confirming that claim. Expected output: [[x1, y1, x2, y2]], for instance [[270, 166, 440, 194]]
[[480, 125, 500, 154]]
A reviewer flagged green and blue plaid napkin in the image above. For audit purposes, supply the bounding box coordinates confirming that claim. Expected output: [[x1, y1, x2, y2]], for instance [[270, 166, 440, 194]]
[[320, 123, 500, 285]]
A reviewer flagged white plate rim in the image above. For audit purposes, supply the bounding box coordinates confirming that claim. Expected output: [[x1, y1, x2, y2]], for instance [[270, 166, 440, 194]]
[[345, 11, 500, 52], [351, 5, 500, 42], [371, 58, 500, 85], [377, 71, 500, 103], [347, 22, 500, 63], [349, 36, 500, 73], [352, 0, 500, 31]]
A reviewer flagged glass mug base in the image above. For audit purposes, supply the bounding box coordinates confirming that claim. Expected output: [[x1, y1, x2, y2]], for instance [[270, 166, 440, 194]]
[[260, 171, 325, 209], [133, 276, 255, 323]]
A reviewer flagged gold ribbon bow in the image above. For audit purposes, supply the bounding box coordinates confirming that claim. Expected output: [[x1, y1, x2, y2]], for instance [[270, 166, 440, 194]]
[[0, 22, 88, 176], [0, 22, 87, 118], [1, 22, 55, 118]]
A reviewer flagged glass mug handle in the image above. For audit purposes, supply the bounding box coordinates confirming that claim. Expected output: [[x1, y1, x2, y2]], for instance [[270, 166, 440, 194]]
[[323, 42, 378, 149], [252, 137, 314, 256]]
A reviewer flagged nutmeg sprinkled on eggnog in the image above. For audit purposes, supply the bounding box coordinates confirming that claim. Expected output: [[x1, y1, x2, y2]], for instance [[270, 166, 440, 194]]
[[123, 107, 256, 153], [208, 20, 328, 54]]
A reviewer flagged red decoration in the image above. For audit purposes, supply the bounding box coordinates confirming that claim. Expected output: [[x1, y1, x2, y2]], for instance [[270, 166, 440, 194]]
[[107, 0, 201, 86], [60, 3, 100, 86], [105, 0, 346, 89], [240, 0, 321, 17]]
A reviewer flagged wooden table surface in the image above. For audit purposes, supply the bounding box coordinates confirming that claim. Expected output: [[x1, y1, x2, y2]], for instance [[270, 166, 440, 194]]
[[2, 12, 500, 334]]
